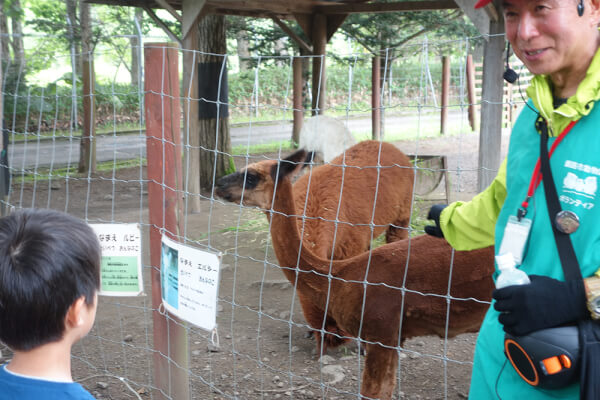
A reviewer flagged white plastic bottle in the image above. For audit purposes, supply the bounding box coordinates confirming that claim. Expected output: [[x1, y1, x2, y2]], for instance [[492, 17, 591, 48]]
[[495, 253, 530, 289]]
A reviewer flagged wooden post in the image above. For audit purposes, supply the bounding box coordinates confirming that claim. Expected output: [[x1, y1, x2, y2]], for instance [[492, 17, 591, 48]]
[[478, 20, 505, 192], [144, 42, 189, 400], [183, 27, 202, 213], [466, 54, 477, 132], [372, 55, 381, 140], [80, 58, 96, 174], [440, 56, 450, 135], [292, 57, 304, 146], [311, 14, 327, 115]]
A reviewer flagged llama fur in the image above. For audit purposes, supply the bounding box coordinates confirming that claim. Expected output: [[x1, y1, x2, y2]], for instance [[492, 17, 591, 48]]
[[261, 149, 495, 400], [298, 115, 356, 163], [215, 140, 415, 354]]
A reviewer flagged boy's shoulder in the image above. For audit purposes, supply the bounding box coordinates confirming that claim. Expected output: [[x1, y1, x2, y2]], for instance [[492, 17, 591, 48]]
[[0, 364, 96, 400]]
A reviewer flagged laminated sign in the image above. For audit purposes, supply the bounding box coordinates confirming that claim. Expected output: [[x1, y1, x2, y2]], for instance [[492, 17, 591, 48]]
[[91, 224, 143, 296], [161, 235, 221, 331]]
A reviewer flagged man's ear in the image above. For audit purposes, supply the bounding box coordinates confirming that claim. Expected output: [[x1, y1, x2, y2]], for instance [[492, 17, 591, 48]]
[[65, 296, 87, 328], [589, 0, 600, 23]]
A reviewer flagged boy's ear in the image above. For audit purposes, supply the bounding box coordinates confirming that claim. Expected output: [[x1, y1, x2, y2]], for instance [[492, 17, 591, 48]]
[[65, 296, 87, 328]]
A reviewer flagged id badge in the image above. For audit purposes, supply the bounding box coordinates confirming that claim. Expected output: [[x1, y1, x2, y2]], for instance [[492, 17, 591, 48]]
[[498, 215, 532, 265]]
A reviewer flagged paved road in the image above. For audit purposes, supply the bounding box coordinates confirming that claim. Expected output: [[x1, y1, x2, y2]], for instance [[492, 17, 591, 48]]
[[9, 111, 470, 169]]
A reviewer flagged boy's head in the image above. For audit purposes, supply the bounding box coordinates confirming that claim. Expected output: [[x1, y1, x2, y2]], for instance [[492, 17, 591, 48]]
[[0, 208, 101, 351]]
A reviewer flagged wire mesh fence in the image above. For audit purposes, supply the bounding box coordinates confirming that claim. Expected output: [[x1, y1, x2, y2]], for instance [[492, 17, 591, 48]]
[[0, 32, 522, 399]]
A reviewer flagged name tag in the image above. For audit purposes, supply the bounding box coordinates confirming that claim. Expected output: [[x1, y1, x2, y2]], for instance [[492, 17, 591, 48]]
[[498, 216, 532, 265]]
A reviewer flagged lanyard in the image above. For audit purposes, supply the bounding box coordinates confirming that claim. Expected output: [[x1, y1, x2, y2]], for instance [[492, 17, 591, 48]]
[[517, 118, 577, 220]]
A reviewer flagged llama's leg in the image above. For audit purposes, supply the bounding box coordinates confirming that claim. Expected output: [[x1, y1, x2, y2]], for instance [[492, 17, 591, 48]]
[[360, 343, 398, 400], [323, 316, 350, 351], [297, 299, 328, 355], [386, 217, 410, 242]]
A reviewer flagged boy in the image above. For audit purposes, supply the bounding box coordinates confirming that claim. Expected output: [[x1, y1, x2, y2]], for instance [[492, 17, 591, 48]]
[[0, 208, 101, 399]]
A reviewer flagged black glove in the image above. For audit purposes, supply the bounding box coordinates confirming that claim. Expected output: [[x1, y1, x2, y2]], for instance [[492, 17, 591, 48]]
[[493, 275, 587, 336], [424, 204, 447, 238]]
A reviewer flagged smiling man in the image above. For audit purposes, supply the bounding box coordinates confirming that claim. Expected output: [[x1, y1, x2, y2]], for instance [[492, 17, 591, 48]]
[[423, 0, 600, 398]]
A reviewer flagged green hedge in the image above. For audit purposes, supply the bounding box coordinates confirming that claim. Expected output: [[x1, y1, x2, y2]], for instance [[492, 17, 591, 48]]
[[4, 57, 470, 134]]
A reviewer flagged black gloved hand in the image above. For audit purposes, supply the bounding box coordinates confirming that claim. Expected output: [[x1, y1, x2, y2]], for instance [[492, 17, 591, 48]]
[[493, 275, 587, 336], [424, 204, 447, 238]]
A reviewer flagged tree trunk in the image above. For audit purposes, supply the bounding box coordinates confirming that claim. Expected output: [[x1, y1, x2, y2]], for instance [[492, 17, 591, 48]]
[[130, 8, 142, 86], [198, 15, 233, 191], [9, 0, 23, 68], [78, 0, 95, 173], [65, 0, 81, 79], [0, 1, 9, 66], [235, 19, 251, 71]]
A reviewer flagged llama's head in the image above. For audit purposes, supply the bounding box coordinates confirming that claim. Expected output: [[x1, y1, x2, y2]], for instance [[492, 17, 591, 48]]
[[215, 149, 309, 209]]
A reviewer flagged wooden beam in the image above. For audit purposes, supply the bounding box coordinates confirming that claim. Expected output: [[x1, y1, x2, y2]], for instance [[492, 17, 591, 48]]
[[144, 42, 189, 400], [326, 13, 347, 42], [143, 6, 182, 46], [292, 57, 304, 146], [182, 0, 208, 40], [372, 55, 381, 140], [484, 0, 500, 22], [477, 18, 505, 191], [154, 0, 182, 22], [315, 1, 458, 14], [294, 13, 313, 42], [208, 0, 315, 15], [440, 55, 450, 135], [466, 54, 478, 132], [87, 0, 458, 16], [454, 0, 491, 37], [311, 13, 327, 114], [272, 16, 313, 54]]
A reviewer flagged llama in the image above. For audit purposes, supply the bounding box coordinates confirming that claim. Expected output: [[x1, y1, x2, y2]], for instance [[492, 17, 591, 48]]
[[215, 140, 415, 354], [298, 115, 356, 163], [263, 149, 495, 400]]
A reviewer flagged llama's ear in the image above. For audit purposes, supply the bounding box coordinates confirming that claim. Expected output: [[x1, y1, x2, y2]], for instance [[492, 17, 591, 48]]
[[271, 149, 307, 182], [304, 151, 316, 167]]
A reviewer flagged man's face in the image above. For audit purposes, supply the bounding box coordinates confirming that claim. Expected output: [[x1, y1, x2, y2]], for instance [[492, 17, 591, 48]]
[[503, 0, 599, 77]]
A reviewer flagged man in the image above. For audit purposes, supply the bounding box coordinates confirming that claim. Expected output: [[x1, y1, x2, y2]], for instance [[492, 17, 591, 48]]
[[426, 0, 600, 398]]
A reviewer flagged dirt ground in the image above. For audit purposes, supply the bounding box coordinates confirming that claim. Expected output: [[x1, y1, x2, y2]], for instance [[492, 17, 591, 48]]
[[0, 131, 509, 400]]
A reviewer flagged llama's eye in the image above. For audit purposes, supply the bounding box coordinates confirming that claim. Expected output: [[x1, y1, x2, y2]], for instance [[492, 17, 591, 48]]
[[245, 173, 259, 188]]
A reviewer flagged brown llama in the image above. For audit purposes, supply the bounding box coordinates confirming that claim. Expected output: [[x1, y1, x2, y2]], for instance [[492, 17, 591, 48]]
[[262, 149, 495, 400], [215, 140, 415, 354]]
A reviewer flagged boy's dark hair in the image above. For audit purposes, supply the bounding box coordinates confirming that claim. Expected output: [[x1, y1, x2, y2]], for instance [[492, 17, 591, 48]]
[[0, 208, 101, 351]]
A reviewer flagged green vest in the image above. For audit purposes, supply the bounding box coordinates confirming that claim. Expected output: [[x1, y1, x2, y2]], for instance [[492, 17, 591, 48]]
[[469, 101, 600, 399]]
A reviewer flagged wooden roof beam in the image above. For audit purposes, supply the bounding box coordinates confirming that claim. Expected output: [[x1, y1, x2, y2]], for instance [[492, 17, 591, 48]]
[[207, 0, 315, 15], [154, 0, 182, 22], [326, 14, 347, 41], [315, 0, 458, 14], [143, 5, 182, 46], [182, 0, 209, 40], [272, 16, 313, 54]]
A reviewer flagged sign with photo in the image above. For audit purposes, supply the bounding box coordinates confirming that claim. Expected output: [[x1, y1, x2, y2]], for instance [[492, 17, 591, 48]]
[[161, 235, 221, 331]]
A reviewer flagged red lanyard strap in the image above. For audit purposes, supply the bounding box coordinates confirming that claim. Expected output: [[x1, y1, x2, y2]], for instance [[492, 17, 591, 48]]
[[518, 118, 577, 218]]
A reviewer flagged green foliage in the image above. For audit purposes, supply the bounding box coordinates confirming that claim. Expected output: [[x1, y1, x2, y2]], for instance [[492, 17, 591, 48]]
[[4, 77, 142, 134], [227, 55, 475, 120], [340, 9, 479, 56]]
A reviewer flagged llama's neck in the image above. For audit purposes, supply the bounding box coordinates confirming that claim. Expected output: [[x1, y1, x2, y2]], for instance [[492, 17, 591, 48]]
[[268, 178, 333, 294]]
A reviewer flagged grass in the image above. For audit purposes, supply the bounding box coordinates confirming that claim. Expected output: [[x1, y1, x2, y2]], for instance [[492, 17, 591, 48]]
[[194, 211, 269, 242], [231, 140, 295, 156], [12, 158, 146, 185]]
